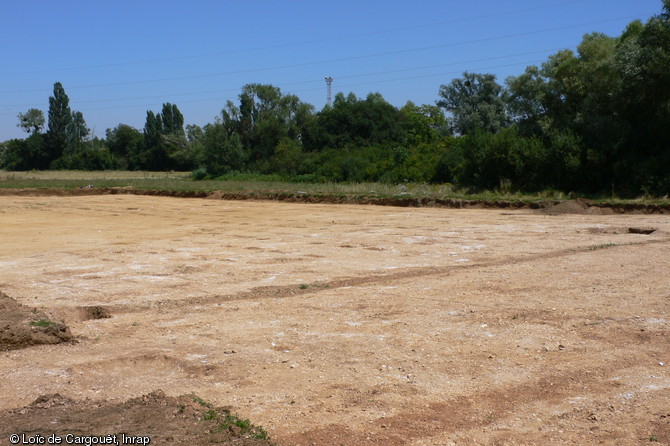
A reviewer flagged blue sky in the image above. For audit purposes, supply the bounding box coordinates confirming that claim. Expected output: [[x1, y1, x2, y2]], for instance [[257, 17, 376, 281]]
[[0, 0, 661, 141]]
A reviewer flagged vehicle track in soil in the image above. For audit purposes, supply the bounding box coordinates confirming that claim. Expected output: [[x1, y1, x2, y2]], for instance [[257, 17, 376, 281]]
[[90, 237, 670, 315]]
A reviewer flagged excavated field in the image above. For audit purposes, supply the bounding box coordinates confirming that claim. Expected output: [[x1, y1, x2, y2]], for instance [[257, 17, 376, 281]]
[[0, 194, 669, 445]]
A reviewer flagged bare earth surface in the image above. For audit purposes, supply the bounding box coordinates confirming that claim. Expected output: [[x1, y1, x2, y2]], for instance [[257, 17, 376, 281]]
[[0, 194, 669, 445]]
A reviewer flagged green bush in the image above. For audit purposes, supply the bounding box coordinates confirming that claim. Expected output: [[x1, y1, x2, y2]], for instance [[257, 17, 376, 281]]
[[191, 166, 208, 180]]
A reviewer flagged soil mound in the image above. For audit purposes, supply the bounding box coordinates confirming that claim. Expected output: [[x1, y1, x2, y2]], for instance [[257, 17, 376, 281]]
[[80, 305, 111, 320], [587, 226, 658, 235], [0, 390, 275, 445], [0, 291, 73, 351], [540, 199, 612, 215]]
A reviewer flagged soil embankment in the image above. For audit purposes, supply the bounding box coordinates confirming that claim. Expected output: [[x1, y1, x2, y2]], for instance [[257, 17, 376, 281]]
[[0, 187, 668, 214]]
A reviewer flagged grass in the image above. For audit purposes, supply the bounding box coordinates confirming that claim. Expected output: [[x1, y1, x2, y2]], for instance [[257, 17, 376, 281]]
[[189, 394, 211, 407], [298, 282, 330, 290], [1, 170, 191, 181], [189, 394, 270, 441], [29, 319, 56, 327], [588, 243, 619, 251], [202, 408, 269, 440], [1, 170, 668, 206]]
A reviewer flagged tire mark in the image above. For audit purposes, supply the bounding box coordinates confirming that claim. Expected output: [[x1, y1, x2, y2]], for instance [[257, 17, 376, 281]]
[[111, 237, 670, 313]]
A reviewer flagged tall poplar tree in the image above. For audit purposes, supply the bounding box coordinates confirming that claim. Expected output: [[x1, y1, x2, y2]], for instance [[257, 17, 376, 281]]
[[46, 82, 73, 164], [160, 103, 184, 136]]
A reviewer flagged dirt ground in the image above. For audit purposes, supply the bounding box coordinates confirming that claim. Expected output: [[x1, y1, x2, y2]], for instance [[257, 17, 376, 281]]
[[0, 194, 669, 445]]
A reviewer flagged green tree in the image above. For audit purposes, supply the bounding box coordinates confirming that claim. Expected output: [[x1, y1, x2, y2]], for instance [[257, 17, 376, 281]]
[[272, 137, 303, 176], [505, 10, 670, 195], [9, 109, 48, 169], [136, 103, 191, 170], [400, 101, 450, 145], [186, 124, 204, 142], [544, 129, 583, 191], [65, 110, 90, 157], [42, 82, 94, 168], [224, 84, 314, 169], [144, 110, 162, 147], [614, 2, 670, 193], [437, 72, 508, 135], [163, 133, 194, 170], [457, 128, 546, 191], [140, 110, 168, 170], [17, 109, 45, 135], [106, 124, 144, 169], [313, 92, 407, 150], [199, 122, 245, 176], [46, 82, 73, 164], [505, 65, 550, 136], [160, 103, 185, 136], [237, 84, 284, 160], [0, 134, 48, 170], [70, 111, 89, 142], [51, 136, 118, 170]]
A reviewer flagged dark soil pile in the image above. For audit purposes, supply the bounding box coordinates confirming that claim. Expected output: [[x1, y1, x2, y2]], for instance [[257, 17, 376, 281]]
[[0, 291, 73, 351], [539, 199, 614, 215], [0, 391, 276, 446], [80, 305, 111, 320]]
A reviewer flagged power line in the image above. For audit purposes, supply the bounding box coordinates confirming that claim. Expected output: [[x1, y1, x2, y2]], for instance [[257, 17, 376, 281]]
[[0, 13, 651, 96], [0, 57, 551, 118], [58, 59, 552, 113], [285, 60, 549, 96], [0, 0, 594, 77], [1, 47, 570, 109]]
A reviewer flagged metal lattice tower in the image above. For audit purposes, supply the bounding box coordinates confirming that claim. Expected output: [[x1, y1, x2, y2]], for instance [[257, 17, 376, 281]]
[[325, 76, 333, 106]]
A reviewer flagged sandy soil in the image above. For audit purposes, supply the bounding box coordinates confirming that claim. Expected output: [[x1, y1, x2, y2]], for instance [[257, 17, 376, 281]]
[[0, 194, 669, 445]]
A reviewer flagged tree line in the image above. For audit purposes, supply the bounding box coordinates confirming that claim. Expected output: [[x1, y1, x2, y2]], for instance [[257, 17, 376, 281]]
[[2, 2, 669, 196]]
